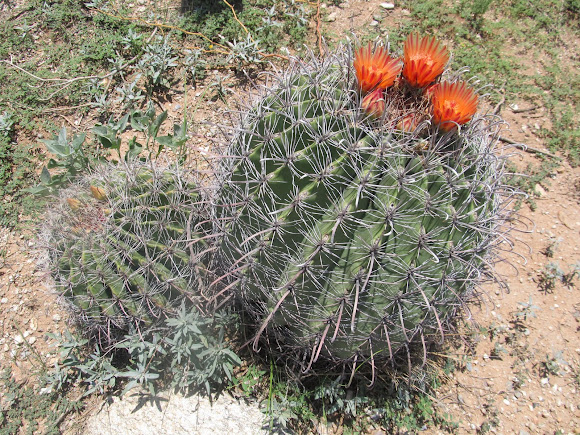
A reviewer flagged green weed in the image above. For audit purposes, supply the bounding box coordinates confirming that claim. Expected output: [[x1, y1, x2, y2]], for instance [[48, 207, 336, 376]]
[[0, 368, 82, 435]]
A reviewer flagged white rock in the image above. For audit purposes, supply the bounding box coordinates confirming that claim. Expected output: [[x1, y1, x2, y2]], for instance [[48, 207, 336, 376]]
[[380, 2, 395, 9], [83, 390, 266, 435], [370, 20, 379, 26], [325, 12, 337, 22]]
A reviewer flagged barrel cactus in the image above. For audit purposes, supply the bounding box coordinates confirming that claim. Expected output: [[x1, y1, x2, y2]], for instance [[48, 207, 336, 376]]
[[43, 161, 213, 344], [215, 35, 512, 380]]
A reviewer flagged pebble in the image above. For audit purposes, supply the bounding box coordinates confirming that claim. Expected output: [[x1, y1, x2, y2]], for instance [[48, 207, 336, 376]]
[[0, 298, 7, 304], [380, 2, 395, 9], [325, 12, 337, 22], [369, 20, 379, 27], [14, 335, 24, 345], [52, 314, 61, 321]]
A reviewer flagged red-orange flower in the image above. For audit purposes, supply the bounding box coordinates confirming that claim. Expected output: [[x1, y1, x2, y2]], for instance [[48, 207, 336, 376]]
[[431, 81, 478, 132], [361, 88, 386, 118], [403, 33, 449, 88], [354, 43, 402, 94]]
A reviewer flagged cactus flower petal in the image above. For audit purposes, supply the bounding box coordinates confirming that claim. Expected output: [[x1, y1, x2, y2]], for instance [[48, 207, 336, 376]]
[[354, 43, 402, 94], [403, 33, 449, 88], [431, 81, 478, 132]]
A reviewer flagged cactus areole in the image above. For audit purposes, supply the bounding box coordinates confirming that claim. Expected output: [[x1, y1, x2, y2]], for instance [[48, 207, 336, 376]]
[[217, 41, 510, 377]]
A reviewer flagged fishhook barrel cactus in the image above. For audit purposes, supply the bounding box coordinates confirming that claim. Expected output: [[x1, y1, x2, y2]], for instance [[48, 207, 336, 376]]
[[43, 162, 214, 344], [215, 36, 513, 381]]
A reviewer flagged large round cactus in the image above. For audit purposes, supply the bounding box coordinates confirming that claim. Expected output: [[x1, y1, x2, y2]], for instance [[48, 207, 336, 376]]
[[43, 162, 213, 343], [215, 37, 512, 378]]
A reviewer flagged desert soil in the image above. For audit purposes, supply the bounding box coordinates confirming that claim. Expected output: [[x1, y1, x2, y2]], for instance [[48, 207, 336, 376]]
[[1, 0, 579, 434]]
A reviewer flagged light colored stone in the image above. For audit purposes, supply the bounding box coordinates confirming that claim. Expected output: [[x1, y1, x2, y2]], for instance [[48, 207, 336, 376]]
[[83, 390, 266, 435], [325, 12, 337, 22], [380, 2, 395, 9]]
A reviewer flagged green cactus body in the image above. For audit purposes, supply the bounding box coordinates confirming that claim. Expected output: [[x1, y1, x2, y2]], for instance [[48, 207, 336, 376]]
[[44, 162, 211, 343], [218, 49, 507, 370]]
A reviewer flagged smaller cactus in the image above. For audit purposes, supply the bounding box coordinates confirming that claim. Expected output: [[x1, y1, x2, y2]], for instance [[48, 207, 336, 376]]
[[43, 161, 214, 344]]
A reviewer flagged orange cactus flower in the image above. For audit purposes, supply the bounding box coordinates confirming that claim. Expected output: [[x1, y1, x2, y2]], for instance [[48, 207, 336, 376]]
[[354, 43, 402, 94], [403, 33, 449, 88], [361, 88, 386, 118], [431, 81, 478, 132]]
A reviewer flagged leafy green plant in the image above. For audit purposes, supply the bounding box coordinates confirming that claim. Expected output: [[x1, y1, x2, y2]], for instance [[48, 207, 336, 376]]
[[138, 36, 179, 89], [183, 48, 207, 87], [514, 297, 540, 322], [542, 236, 562, 258], [0, 367, 82, 435], [27, 128, 92, 196], [45, 306, 242, 399], [457, 0, 494, 31], [537, 262, 577, 292], [229, 364, 267, 398], [0, 112, 14, 137], [562, 262, 580, 288]]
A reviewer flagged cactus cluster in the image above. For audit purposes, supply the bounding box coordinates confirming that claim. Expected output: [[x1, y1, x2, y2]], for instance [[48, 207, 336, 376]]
[[43, 162, 213, 343], [215, 36, 511, 379], [44, 34, 513, 381]]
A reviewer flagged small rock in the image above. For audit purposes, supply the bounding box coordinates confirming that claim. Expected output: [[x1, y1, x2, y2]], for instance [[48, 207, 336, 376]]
[[14, 335, 24, 345], [52, 314, 61, 322], [535, 184, 547, 196], [369, 20, 379, 27], [373, 14, 382, 21], [325, 12, 337, 22], [504, 399, 511, 406], [0, 298, 7, 304], [28, 336, 36, 345], [380, 2, 395, 9]]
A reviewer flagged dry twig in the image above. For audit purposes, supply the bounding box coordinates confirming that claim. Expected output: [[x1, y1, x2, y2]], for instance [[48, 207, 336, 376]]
[[499, 136, 561, 160]]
